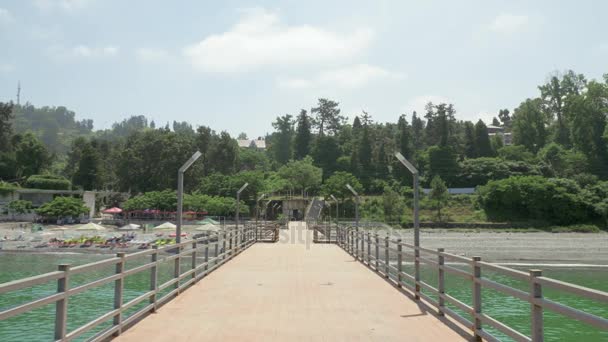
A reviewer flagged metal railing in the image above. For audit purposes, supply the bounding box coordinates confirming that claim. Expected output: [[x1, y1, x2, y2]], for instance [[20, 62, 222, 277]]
[[332, 226, 608, 342], [0, 224, 269, 341]]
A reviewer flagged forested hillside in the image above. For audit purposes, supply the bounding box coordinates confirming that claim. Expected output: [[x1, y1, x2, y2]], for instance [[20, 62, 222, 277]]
[[1, 70, 608, 226]]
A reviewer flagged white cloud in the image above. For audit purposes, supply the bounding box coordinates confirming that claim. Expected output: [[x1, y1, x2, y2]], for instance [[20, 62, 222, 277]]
[[72, 45, 118, 57], [183, 8, 374, 72], [135, 48, 170, 63], [48, 44, 119, 60], [0, 63, 15, 73], [489, 14, 529, 34], [278, 64, 403, 89], [34, 0, 92, 11], [403, 95, 451, 114], [0, 8, 14, 24]]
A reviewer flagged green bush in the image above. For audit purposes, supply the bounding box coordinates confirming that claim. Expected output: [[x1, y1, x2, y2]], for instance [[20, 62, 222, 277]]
[[8, 200, 32, 214], [477, 176, 591, 225], [550, 225, 601, 233], [25, 174, 71, 190], [36, 197, 89, 218]]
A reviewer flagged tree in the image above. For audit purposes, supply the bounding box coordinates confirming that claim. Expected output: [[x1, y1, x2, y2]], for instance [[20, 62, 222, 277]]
[[277, 157, 322, 195], [311, 135, 341, 179], [512, 98, 547, 153], [37, 197, 90, 219], [463, 122, 476, 158], [426, 146, 459, 186], [294, 110, 312, 159], [429, 176, 448, 221], [271, 114, 294, 164], [209, 131, 239, 175], [0, 102, 13, 151], [311, 98, 345, 136], [73, 142, 102, 190], [492, 117, 501, 126], [474, 120, 493, 157], [539, 71, 587, 147], [25, 175, 71, 190], [382, 185, 404, 224], [321, 171, 363, 202], [411, 111, 425, 151], [397, 115, 412, 158], [498, 109, 511, 129], [13, 133, 52, 178]]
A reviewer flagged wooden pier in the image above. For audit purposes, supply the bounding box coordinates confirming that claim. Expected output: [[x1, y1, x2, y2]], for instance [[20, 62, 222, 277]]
[[116, 222, 467, 341]]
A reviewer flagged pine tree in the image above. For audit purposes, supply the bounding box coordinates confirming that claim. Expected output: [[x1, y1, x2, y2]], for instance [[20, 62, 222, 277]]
[[397, 115, 412, 158], [411, 111, 424, 151], [294, 110, 312, 159], [271, 114, 294, 164], [463, 122, 476, 158], [474, 120, 493, 157]]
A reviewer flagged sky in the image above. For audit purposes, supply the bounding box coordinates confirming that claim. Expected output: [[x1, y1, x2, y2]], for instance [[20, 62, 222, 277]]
[[0, 0, 607, 137]]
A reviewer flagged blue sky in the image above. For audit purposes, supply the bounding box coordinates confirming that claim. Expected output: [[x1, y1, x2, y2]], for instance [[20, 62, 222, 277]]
[[0, 0, 607, 137]]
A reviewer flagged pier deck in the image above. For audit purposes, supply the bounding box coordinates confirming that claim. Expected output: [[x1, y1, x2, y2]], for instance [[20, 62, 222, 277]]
[[117, 222, 467, 341]]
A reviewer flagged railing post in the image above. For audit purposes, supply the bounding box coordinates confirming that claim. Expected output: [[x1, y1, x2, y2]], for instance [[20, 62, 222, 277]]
[[314, 226, 318, 242], [374, 233, 379, 270], [384, 235, 389, 278], [223, 230, 227, 261], [472, 256, 482, 341], [214, 233, 219, 266], [113, 252, 126, 336], [191, 241, 197, 280], [530, 269, 544, 342], [204, 233, 210, 275], [397, 239, 402, 287], [367, 232, 371, 264], [174, 245, 182, 294], [437, 248, 445, 316], [355, 230, 360, 259], [415, 246, 421, 300], [228, 230, 233, 257], [361, 231, 365, 262], [150, 246, 158, 312], [54, 264, 70, 341]]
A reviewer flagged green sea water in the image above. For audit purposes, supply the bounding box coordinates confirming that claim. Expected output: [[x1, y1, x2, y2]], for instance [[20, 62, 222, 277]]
[[0, 253, 607, 341]]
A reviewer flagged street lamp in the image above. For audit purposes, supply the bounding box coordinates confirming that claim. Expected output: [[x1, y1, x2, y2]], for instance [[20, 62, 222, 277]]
[[236, 183, 249, 244], [329, 194, 338, 224], [256, 193, 266, 227], [346, 184, 359, 230], [394, 151, 420, 299], [236, 183, 249, 230], [176, 151, 202, 243]]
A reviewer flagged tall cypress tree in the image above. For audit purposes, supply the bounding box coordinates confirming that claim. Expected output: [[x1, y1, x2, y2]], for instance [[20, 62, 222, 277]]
[[294, 109, 312, 159], [271, 114, 294, 164], [464, 121, 476, 158], [397, 115, 412, 158], [474, 120, 493, 157], [411, 111, 424, 151]]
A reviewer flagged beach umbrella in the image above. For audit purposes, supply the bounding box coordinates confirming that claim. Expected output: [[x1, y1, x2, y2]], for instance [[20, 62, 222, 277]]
[[118, 224, 141, 231], [153, 222, 177, 230], [102, 207, 123, 214], [195, 218, 219, 225], [194, 224, 222, 232], [75, 223, 107, 231]]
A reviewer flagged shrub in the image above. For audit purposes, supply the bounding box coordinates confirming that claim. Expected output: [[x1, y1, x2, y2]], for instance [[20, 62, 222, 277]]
[[477, 176, 591, 225], [25, 174, 71, 190], [8, 200, 32, 214], [36, 197, 89, 218]]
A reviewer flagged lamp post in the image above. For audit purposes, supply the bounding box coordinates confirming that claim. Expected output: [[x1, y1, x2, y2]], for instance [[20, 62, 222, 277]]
[[176, 151, 202, 243], [346, 184, 359, 230], [394, 151, 420, 299], [330, 194, 338, 224], [236, 183, 249, 245], [256, 193, 266, 228]]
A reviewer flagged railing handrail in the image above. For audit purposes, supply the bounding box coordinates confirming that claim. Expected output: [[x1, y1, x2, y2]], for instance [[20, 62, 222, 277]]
[[329, 224, 608, 341], [0, 223, 280, 341]]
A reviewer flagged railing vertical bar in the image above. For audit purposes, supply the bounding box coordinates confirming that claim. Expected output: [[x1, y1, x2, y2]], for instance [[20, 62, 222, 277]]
[[191, 241, 197, 280], [438, 248, 445, 316], [530, 269, 544, 342], [367, 232, 371, 265], [204, 234, 210, 274], [384, 235, 389, 278], [397, 239, 402, 287], [174, 246, 181, 294], [472, 256, 482, 341], [150, 246, 158, 312], [54, 264, 70, 341], [113, 252, 126, 336], [375, 233, 379, 270]]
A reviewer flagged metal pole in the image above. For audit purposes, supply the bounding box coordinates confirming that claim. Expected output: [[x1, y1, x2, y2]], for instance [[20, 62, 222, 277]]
[[177, 171, 184, 243], [414, 172, 420, 298]]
